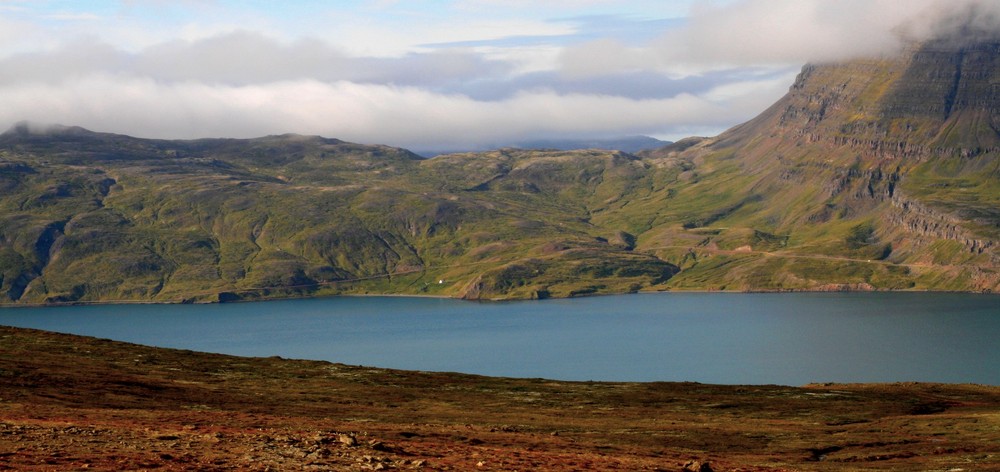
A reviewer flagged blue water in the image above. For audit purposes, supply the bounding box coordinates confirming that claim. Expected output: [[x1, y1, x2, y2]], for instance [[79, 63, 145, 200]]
[[1, 293, 997, 385]]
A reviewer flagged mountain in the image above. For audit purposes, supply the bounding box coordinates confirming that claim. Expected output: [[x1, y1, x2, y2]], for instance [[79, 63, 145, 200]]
[[413, 135, 671, 157], [0, 124, 677, 303], [507, 135, 672, 153], [0, 36, 997, 304], [632, 35, 999, 291]]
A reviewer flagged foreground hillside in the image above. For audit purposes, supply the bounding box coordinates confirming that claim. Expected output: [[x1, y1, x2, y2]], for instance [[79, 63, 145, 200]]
[[2, 326, 998, 471], [0, 36, 998, 304]]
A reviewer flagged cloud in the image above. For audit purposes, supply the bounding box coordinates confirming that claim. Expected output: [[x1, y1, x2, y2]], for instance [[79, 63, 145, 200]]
[[0, 72, 791, 149], [663, 0, 905, 65], [0, 15, 45, 54], [324, 14, 576, 57], [450, 67, 791, 102], [133, 32, 351, 84], [560, 0, 1000, 77], [0, 37, 125, 84], [0, 31, 511, 88], [2, 0, 997, 151], [559, 39, 648, 77], [896, 0, 1000, 44]]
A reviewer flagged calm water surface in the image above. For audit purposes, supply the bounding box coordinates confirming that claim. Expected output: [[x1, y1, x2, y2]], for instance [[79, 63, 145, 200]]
[[1, 292, 997, 385]]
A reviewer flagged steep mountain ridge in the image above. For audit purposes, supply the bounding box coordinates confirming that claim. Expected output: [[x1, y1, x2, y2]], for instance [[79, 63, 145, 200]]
[[633, 36, 999, 291]]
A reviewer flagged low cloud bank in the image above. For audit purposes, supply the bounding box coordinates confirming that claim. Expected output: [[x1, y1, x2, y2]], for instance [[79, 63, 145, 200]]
[[0, 0, 996, 149], [0, 75, 790, 149]]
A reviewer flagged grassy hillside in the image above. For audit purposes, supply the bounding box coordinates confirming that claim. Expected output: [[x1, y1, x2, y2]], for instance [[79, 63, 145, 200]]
[[0, 38, 997, 304], [0, 131, 679, 303]]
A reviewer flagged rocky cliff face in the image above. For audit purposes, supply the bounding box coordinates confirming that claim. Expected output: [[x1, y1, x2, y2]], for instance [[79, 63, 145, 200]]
[[888, 192, 995, 258], [737, 37, 1000, 158], [653, 34, 1000, 290]]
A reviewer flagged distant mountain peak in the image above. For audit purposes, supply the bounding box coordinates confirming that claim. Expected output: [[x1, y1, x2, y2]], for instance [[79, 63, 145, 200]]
[[414, 135, 671, 157], [2, 121, 96, 138]]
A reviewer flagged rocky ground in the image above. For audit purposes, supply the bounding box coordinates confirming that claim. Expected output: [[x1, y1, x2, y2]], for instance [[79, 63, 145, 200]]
[[1, 325, 998, 471]]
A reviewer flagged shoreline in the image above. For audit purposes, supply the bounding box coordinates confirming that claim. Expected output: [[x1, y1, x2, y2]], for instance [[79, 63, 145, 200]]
[[2, 297, 997, 386], [0, 285, 996, 309], [3, 324, 998, 389]]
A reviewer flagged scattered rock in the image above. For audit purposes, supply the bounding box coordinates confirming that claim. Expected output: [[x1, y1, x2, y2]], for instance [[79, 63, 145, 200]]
[[369, 440, 392, 452], [682, 460, 714, 472]]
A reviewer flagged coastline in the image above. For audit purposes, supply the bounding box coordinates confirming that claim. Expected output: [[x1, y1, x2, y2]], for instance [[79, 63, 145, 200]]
[[4, 291, 996, 386], [0, 285, 996, 308]]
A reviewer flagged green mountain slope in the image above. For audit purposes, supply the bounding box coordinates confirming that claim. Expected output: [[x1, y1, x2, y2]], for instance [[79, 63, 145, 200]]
[[0, 127, 677, 303], [632, 37, 999, 292], [1, 37, 997, 304]]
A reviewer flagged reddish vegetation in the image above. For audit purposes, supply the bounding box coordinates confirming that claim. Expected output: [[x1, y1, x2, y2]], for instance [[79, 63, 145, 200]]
[[1, 326, 998, 471]]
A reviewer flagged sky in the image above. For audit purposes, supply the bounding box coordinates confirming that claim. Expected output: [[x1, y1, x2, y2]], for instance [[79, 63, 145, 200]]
[[0, 0, 996, 151]]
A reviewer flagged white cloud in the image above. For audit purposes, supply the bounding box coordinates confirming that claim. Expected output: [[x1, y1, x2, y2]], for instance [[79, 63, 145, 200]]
[[559, 0, 1000, 78], [0, 32, 513, 87], [700, 72, 797, 103], [656, 0, 907, 66], [558, 39, 648, 78], [0, 15, 49, 56], [0, 73, 785, 149], [327, 16, 575, 57], [1, 0, 997, 151]]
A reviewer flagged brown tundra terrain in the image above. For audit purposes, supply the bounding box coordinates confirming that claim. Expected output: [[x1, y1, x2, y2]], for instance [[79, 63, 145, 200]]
[[1, 326, 998, 471]]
